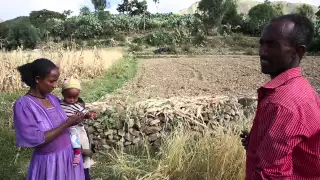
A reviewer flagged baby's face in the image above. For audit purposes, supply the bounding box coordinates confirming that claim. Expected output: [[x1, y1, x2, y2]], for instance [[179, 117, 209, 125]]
[[62, 88, 80, 104]]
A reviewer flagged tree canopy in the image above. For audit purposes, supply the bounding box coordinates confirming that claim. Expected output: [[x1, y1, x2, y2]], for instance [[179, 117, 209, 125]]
[[197, 0, 235, 34], [247, 2, 278, 35], [294, 4, 315, 20], [91, 0, 109, 11], [117, 0, 148, 16]]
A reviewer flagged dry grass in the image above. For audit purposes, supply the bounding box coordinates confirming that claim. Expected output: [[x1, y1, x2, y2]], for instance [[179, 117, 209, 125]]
[[92, 125, 247, 180], [90, 95, 253, 180], [0, 47, 123, 91]]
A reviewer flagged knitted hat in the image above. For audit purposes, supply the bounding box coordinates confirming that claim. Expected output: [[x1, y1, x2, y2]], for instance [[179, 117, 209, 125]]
[[62, 77, 81, 91]]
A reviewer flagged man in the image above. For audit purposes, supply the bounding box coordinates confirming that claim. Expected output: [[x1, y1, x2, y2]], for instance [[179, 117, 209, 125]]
[[241, 14, 320, 179]]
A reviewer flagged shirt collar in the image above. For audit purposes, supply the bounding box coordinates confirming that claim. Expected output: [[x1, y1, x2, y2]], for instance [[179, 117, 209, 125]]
[[263, 67, 302, 89]]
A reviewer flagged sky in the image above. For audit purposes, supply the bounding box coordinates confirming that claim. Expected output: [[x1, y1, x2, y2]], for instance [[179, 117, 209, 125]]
[[0, 0, 319, 21]]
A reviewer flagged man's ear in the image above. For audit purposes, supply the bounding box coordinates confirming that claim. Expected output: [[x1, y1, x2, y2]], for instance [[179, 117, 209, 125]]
[[295, 45, 306, 61]]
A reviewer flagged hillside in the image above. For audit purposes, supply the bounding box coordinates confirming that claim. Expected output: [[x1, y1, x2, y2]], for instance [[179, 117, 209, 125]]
[[178, 0, 318, 15]]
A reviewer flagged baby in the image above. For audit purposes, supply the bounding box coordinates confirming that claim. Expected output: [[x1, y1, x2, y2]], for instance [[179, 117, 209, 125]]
[[60, 77, 96, 166]]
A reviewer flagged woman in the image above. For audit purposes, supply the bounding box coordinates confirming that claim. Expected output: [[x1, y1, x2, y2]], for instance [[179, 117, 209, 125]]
[[13, 58, 86, 180]]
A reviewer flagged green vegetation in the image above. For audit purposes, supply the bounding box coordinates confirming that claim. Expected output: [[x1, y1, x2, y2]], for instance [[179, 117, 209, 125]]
[[1, 0, 319, 179], [0, 92, 30, 179], [316, 6, 320, 19], [197, 0, 235, 34], [179, 0, 318, 15], [246, 2, 278, 36], [0, 55, 137, 179], [0, 0, 319, 54], [294, 3, 315, 20], [117, 0, 148, 15], [81, 55, 138, 103]]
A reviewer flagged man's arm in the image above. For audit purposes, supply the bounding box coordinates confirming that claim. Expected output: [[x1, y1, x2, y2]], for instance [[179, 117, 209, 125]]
[[253, 103, 309, 180]]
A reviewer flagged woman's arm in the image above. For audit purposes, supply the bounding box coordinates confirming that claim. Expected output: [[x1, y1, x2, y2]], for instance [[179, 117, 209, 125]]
[[81, 148, 93, 157], [40, 113, 86, 147], [13, 100, 86, 148]]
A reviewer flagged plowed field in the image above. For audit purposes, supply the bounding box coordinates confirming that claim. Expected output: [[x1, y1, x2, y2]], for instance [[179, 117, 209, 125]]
[[120, 55, 320, 99]]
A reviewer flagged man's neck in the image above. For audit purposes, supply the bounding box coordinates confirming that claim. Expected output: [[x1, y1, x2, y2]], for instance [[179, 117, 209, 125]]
[[270, 65, 300, 79]]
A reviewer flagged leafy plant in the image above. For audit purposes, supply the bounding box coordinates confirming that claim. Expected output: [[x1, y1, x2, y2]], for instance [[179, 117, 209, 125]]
[[6, 22, 40, 50], [310, 20, 320, 52], [294, 4, 315, 20], [247, 2, 278, 36], [197, 0, 235, 34]]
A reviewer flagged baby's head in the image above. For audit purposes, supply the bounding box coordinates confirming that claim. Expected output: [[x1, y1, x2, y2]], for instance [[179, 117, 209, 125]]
[[62, 77, 81, 104]]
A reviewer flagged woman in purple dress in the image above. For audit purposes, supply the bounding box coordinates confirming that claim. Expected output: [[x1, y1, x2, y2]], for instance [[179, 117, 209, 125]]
[[13, 58, 86, 180]]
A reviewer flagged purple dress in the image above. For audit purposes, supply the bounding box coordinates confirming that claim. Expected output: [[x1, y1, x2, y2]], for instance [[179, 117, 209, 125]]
[[13, 94, 85, 180]]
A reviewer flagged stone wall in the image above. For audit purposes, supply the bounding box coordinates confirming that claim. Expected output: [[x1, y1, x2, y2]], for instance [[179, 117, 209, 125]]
[[85, 96, 257, 150]]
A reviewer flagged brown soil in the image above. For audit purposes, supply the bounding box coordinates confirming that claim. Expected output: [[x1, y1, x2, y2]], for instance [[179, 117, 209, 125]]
[[119, 55, 320, 100]]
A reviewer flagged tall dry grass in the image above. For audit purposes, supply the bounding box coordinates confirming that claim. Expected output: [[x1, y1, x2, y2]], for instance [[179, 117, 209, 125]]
[[93, 124, 248, 180], [0, 46, 123, 92]]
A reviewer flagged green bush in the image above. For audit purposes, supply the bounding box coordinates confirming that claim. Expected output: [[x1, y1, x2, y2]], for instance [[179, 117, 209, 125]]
[[181, 44, 194, 53], [246, 2, 278, 36], [128, 43, 143, 52], [114, 33, 126, 42], [310, 21, 320, 52], [6, 22, 40, 50], [135, 29, 192, 46], [144, 30, 175, 46], [192, 32, 207, 45]]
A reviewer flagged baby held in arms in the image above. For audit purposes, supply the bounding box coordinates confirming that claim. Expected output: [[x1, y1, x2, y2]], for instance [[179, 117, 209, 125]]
[[60, 77, 97, 166]]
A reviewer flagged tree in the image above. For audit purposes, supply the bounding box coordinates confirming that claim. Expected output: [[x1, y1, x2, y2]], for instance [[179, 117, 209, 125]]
[[130, 0, 148, 16], [29, 9, 66, 28], [117, 0, 132, 14], [294, 4, 315, 20], [80, 6, 91, 16], [91, 0, 110, 11], [0, 17, 30, 41], [310, 20, 320, 52], [153, 0, 159, 12], [315, 6, 320, 19], [63, 10, 73, 17], [272, 3, 284, 16], [117, 0, 148, 16], [6, 22, 40, 50], [222, 1, 243, 27], [197, 0, 235, 34], [247, 2, 278, 36]]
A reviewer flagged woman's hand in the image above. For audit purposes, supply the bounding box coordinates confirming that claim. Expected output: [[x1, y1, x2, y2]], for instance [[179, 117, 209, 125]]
[[240, 130, 250, 150], [66, 113, 85, 127], [85, 112, 98, 120]]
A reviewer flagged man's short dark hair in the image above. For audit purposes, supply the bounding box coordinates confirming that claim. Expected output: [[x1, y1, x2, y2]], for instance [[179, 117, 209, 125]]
[[271, 14, 314, 50]]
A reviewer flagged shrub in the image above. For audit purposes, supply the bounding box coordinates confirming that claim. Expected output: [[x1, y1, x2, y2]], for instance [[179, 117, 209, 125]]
[[248, 3, 278, 36], [192, 32, 207, 46], [6, 22, 40, 50], [128, 43, 143, 52], [244, 48, 257, 55], [137, 29, 191, 46], [181, 44, 194, 53], [310, 21, 320, 52], [114, 33, 126, 42]]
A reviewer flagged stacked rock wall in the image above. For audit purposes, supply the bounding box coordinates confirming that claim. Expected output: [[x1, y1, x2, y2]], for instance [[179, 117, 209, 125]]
[[85, 96, 257, 150]]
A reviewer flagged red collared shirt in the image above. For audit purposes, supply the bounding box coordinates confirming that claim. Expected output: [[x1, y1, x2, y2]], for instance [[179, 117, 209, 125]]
[[246, 67, 320, 180]]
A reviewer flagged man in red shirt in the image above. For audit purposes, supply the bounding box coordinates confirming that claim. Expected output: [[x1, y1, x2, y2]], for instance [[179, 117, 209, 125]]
[[241, 14, 320, 179]]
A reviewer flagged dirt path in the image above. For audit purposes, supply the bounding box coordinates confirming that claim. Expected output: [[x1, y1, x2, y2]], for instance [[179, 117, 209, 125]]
[[117, 55, 320, 100]]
